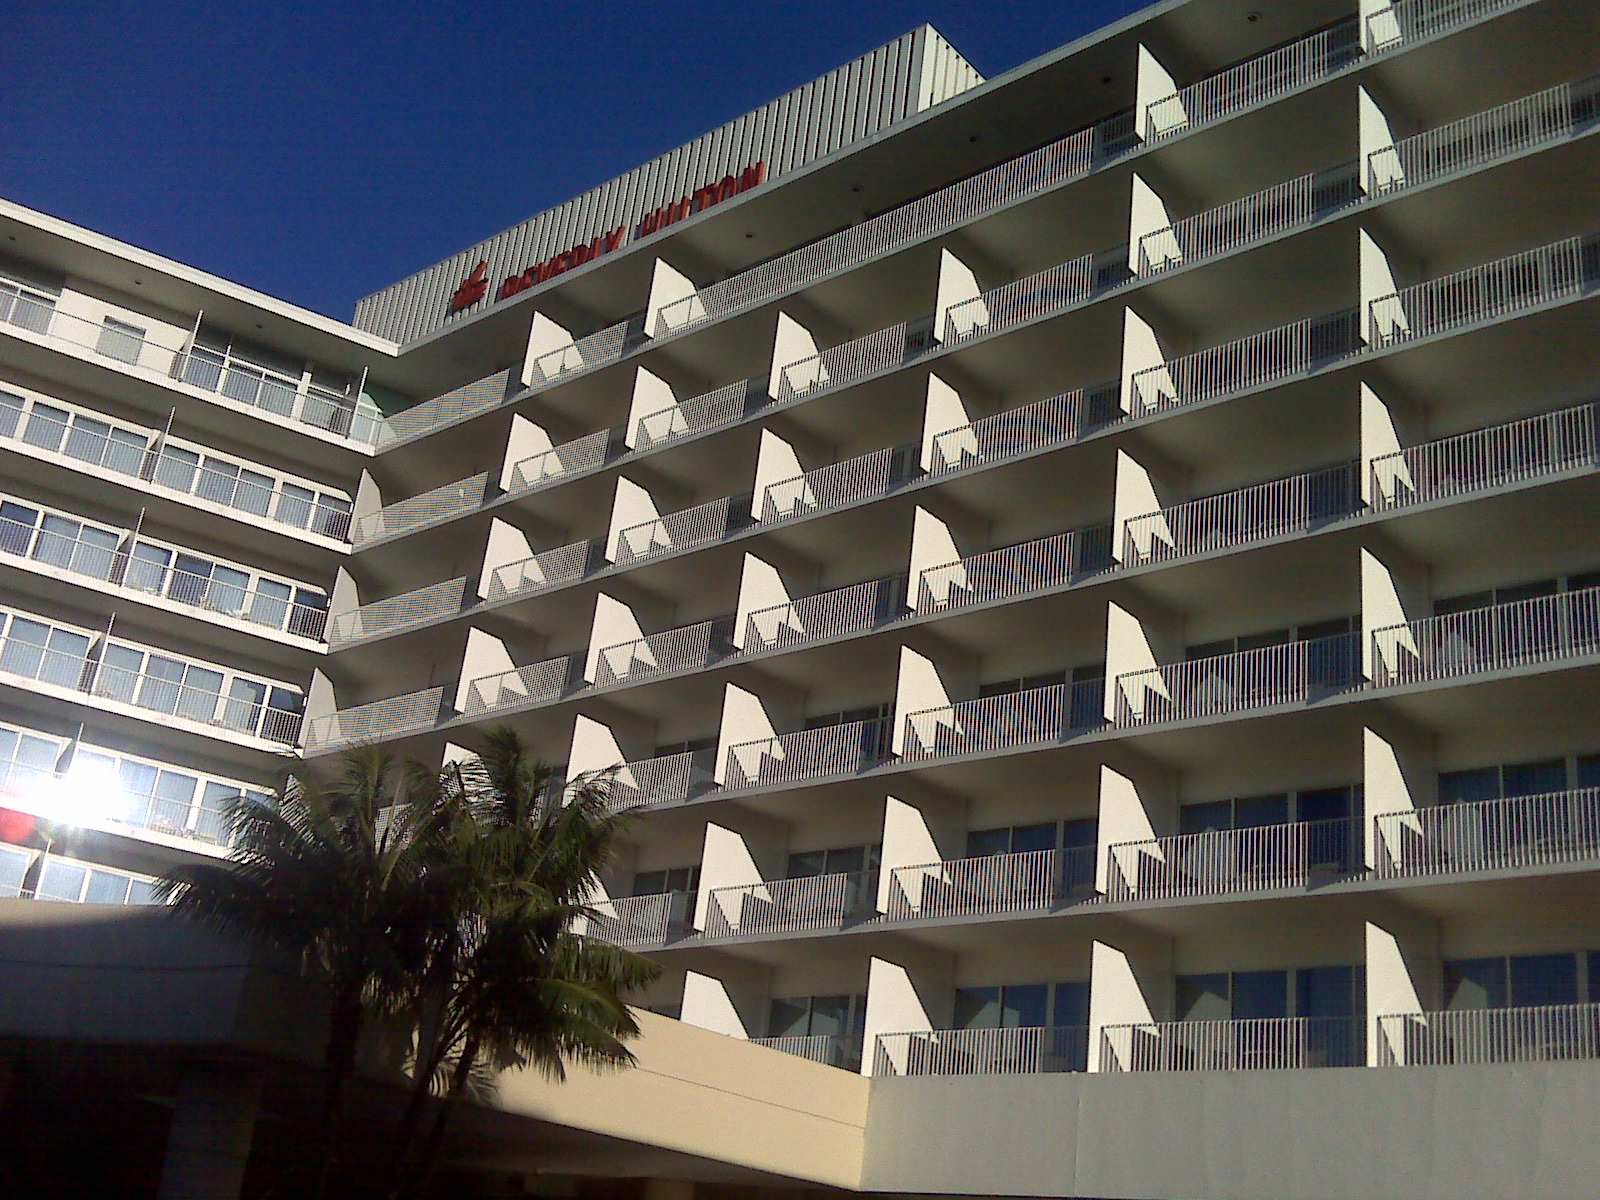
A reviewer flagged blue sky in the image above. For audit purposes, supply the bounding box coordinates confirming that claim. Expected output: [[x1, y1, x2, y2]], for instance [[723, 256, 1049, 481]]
[[1, 0, 1148, 320]]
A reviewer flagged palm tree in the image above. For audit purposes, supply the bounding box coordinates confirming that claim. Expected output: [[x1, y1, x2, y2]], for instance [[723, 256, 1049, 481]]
[[385, 728, 659, 1199], [157, 747, 440, 1200]]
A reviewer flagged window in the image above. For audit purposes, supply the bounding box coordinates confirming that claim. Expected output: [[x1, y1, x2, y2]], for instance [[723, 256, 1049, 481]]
[[768, 993, 866, 1043], [0, 724, 65, 796], [965, 821, 1092, 856], [95, 317, 146, 365], [1440, 758, 1575, 804], [1180, 786, 1354, 833], [954, 980, 1089, 1030], [803, 702, 891, 730], [1444, 952, 1600, 1011], [0, 389, 24, 437], [633, 865, 699, 896], [786, 844, 881, 878], [0, 614, 91, 688], [62, 413, 147, 474], [0, 276, 57, 333], [1177, 966, 1361, 1020]]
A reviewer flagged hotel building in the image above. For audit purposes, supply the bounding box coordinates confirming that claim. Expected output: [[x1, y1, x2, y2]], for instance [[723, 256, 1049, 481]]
[[4, 0, 1600, 1196]]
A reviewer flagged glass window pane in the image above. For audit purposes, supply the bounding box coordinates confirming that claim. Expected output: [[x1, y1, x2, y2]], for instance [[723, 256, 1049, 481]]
[[1002, 983, 1049, 1028], [235, 470, 275, 516], [1052, 981, 1091, 1028], [1297, 786, 1352, 823], [84, 870, 132, 905], [768, 997, 811, 1039], [965, 828, 1012, 857], [36, 860, 87, 902], [1180, 802, 1233, 835], [127, 880, 159, 905], [276, 484, 314, 528], [1445, 958, 1507, 1010], [153, 447, 200, 493], [0, 390, 23, 438], [22, 403, 68, 452], [953, 986, 1003, 1030], [96, 318, 146, 365], [786, 850, 827, 879], [1231, 970, 1289, 1020], [63, 416, 112, 463], [1010, 823, 1058, 853], [1502, 759, 1567, 798], [1296, 965, 1356, 1017], [824, 846, 865, 874], [1510, 954, 1578, 1008], [1176, 974, 1230, 1022], [105, 428, 148, 476], [1439, 768, 1500, 806], [808, 995, 850, 1037], [1233, 794, 1290, 828], [632, 870, 666, 897]]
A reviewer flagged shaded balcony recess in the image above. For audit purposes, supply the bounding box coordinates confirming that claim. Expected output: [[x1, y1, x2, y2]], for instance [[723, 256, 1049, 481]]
[[1105, 817, 1360, 902], [1376, 1003, 1600, 1065], [1100, 1015, 1365, 1071], [1373, 788, 1600, 878], [702, 869, 879, 937], [883, 846, 1097, 920], [874, 1025, 1089, 1077], [1371, 585, 1600, 688]]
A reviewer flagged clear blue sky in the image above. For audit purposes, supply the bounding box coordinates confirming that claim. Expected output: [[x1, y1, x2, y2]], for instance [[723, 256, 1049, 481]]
[[1, 0, 1148, 321]]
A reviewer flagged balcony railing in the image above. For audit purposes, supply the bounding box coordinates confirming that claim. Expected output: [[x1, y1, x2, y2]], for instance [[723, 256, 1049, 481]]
[[578, 891, 691, 949], [741, 577, 892, 655], [1371, 586, 1600, 688], [1373, 788, 1600, 877], [900, 678, 1105, 763], [725, 718, 889, 789], [352, 473, 491, 544], [774, 318, 936, 403], [592, 617, 733, 687], [525, 320, 634, 388], [1115, 632, 1360, 726], [506, 428, 612, 494], [926, 384, 1119, 477], [940, 249, 1110, 345], [1367, 74, 1600, 195], [883, 845, 1097, 920], [634, 378, 762, 452], [702, 869, 878, 937], [1129, 308, 1362, 418], [485, 539, 594, 602], [874, 1026, 1089, 1077], [1102, 1016, 1365, 1071], [914, 524, 1114, 614], [609, 749, 718, 811], [750, 1034, 863, 1071], [459, 655, 575, 718], [1106, 817, 1360, 902], [1369, 233, 1600, 349], [1366, 0, 1531, 55], [328, 577, 471, 646], [1376, 1003, 1600, 1066], [1144, 19, 1361, 140], [303, 687, 445, 752], [759, 444, 913, 524], [614, 495, 742, 566], [375, 370, 510, 449], [1122, 462, 1361, 566], [1137, 164, 1362, 276], [1370, 402, 1599, 510]]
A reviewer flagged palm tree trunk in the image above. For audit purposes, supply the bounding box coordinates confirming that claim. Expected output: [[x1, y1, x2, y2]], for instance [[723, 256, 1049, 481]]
[[307, 984, 364, 1200], [396, 1031, 481, 1200], [380, 998, 453, 1200]]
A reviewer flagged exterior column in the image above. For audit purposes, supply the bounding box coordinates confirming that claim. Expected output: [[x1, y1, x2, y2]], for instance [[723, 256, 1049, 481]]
[[920, 373, 976, 472], [644, 258, 702, 339], [863, 948, 955, 1075], [155, 1063, 261, 1200], [933, 247, 987, 342], [1134, 44, 1183, 140], [878, 787, 966, 913], [1128, 173, 1181, 275], [1088, 933, 1172, 1072], [1119, 307, 1174, 418], [1096, 760, 1177, 895]]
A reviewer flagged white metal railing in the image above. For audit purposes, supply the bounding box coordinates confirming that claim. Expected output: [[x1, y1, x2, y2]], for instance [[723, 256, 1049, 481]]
[[485, 539, 593, 602], [328, 577, 470, 645], [592, 618, 732, 687], [750, 1034, 863, 1070], [941, 250, 1103, 344], [741, 578, 889, 655], [926, 384, 1118, 476], [1371, 586, 1600, 688], [634, 378, 760, 451], [376, 370, 511, 448], [1144, 20, 1362, 141], [579, 891, 691, 949], [506, 428, 612, 493], [1106, 818, 1360, 901], [1370, 234, 1600, 349], [1369, 402, 1598, 511], [608, 749, 718, 811], [725, 718, 889, 789], [1137, 165, 1362, 275], [759, 445, 909, 524], [351, 473, 491, 544], [1376, 1004, 1600, 1066], [914, 524, 1114, 614], [1122, 462, 1360, 566], [1129, 308, 1362, 418], [703, 869, 878, 937], [1366, 0, 1531, 55], [1367, 74, 1600, 196], [526, 321, 633, 387], [1114, 632, 1361, 726], [775, 319, 936, 403], [459, 656, 574, 717], [1373, 788, 1600, 878], [875, 1026, 1089, 1077], [900, 678, 1106, 762], [1101, 1016, 1365, 1071], [651, 112, 1139, 339], [884, 846, 1097, 920], [614, 495, 737, 566], [303, 687, 445, 752]]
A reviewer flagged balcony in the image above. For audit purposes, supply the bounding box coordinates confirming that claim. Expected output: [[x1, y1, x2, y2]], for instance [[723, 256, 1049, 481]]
[[525, 320, 633, 388], [1373, 788, 1600, 878], [578, 891, 692, 950], [351, 473, 491, 545], [874, 1026, 1089, 1077], [883, 846, 1097, 920], [485, 539, 595, 602], [505, 427, 612, 494], [913, 524, 1114, 615], [1105, 818, 1360, 902], [899, 678, 1105, 763], [1376, 1003, 1600, 1065], [633, 378, 763, 453], [1100, 1016, 1365, 1071], [1366, 0, 1533, 55], [608, 749, 718, 811], [1369, 401, 1599, 511], [702, 870, 878, 937], [458, 656, 575, 718], [0, 849, 164, 906], [1369, 233, 1600, 349], [614, 495, 743, 566], [1121, 462, 1361, 568], [303, 686, 445, 752], [1371, 585, 1600, 688], [759, 444, 914, 526], [941, 248, 1125, 345], [750, 1034, 863, 1071], [925, 384, 1118, 477], [774, 318, 936, 404], [327, 577, 471, 646], [1113, 633, 1361, 727], [724, 718, 889, 790], [591, 617, 734, 687], [741, 577, 895, 655]]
